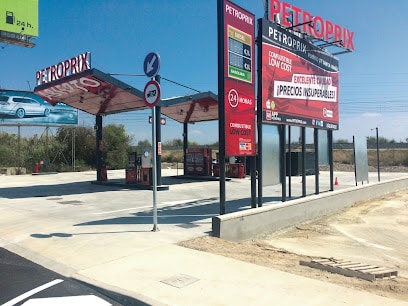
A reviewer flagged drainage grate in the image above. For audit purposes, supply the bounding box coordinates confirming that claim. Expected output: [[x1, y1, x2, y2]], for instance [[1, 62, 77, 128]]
[[57, 200, 83, 205], [300, 258, 398, 282], [47, 197, 63, 200], [161, 274, 199, 288]]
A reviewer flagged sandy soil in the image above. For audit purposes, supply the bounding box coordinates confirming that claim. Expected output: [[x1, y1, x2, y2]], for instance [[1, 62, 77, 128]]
[[179, 191, 408, 302]]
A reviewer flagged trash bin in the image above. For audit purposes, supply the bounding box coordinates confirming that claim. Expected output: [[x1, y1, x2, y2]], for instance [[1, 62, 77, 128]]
[[33, 163, 39, 174], [229, 163, 245, 178], [213, 164, 219, 177], [125, 169, 137, 184], [229, 164, 237, 178], [141, 167, 152, 186], [237, 163, 245, 178]]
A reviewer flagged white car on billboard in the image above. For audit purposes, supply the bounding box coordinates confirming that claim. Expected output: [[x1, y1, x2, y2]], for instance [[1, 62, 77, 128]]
[[0, 95, 51, 118]]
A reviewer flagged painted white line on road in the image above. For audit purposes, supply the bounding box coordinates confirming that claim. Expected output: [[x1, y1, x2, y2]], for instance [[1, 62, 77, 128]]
[[93, 204, 165, 215], [93, 207, 145, 215], [22, 295, 112, 306], [3, 279, 64, 306], [93, 199, 200, 215]]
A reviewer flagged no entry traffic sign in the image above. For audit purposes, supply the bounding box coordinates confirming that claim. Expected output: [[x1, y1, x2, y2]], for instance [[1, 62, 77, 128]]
[[143, 80, 161, 107]]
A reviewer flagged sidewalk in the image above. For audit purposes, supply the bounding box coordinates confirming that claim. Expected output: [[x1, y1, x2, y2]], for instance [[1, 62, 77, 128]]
[[1, 170, 407, 305]]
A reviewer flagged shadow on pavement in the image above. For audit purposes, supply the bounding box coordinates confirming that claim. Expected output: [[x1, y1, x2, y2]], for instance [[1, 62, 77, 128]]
[[0, 181, 125, 199], [30, 230, 152, 239], [73, 196, 282, 227], [0, 176, 230, 199]]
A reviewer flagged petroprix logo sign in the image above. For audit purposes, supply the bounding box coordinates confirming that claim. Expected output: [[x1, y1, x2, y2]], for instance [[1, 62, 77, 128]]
[[268, 0, 354, 50], [36, 52, 91, 86]]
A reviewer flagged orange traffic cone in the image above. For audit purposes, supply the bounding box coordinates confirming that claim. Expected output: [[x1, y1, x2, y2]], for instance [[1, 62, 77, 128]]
[[334, 177, 339, 186]]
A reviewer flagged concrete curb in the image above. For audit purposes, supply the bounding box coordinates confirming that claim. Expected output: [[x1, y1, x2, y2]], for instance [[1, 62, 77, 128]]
[[212, 177, 408, 241]]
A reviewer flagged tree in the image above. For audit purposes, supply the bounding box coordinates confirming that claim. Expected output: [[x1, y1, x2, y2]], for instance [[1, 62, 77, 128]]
[[55, 126, 96, 169], [132, 139, 152, 153], [163, 139, 183, 148], [137, 139, 151, 147], [103, 124, 132, 169], [367, 136, 390, 146], [0, 132, 19, 166]]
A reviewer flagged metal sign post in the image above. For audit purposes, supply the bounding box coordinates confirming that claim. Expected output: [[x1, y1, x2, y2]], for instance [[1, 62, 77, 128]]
[[151, 105, 158, 231], [143, 52, 161, 232]]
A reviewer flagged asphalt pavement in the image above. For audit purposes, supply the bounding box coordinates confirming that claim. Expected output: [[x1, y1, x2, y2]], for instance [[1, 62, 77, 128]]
[[0, 247, 134, 305], [1, 169, 407, 305]]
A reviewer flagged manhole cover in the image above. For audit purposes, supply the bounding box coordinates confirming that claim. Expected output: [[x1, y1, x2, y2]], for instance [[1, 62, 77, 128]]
[[161, 274, 199, 288]]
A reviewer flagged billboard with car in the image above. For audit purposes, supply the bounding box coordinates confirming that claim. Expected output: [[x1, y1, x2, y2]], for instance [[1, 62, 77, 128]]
[[0, 90, 78, 126]]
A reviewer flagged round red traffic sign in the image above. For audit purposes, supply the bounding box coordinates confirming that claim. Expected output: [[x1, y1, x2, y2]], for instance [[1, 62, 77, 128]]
[[143, 80, 161, 107]]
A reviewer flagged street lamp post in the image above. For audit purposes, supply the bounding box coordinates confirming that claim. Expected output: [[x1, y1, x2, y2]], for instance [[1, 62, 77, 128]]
[[376, 127, 380, 182], [371, 127, 380, 182]]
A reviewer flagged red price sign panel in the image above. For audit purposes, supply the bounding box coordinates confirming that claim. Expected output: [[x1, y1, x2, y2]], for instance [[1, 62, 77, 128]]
[[222, 0, 255, 156], [225, 78, 255, 156]]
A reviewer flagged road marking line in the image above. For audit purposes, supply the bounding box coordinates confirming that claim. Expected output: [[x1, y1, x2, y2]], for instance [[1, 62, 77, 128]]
[[3, 279, 64, 306], [93, 207, 144, 215], [161, 199, 199, 205]]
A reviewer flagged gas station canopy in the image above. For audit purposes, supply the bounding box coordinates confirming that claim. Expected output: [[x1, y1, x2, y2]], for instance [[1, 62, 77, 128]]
[[35, 69, 147, 116], [34, 68, 219, 123], [160, 91, 219, 124]]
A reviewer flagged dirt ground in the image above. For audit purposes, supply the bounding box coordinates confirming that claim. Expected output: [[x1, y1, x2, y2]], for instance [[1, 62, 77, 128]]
[[322, 162, 408, 173], [179, 190, 408, 302]]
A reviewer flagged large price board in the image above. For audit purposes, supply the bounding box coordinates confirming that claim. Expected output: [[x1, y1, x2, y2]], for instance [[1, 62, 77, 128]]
[[228, 27, 252, 83]]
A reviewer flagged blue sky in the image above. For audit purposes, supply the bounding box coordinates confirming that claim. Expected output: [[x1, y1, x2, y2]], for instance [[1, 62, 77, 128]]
[[1, 0, 408, 143]]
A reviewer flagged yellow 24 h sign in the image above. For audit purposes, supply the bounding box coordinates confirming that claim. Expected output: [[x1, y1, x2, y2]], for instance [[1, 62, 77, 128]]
[[0, 0, 38, 37]]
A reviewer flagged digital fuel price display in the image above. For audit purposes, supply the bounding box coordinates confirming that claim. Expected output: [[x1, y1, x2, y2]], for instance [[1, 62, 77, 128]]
[[228, 26, 252, 83]]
